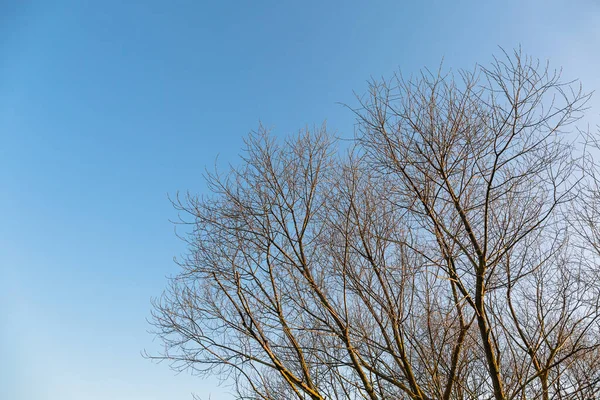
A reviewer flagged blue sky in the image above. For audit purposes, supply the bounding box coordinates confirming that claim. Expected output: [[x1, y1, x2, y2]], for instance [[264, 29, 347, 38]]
[[1, 1, 599, 399]]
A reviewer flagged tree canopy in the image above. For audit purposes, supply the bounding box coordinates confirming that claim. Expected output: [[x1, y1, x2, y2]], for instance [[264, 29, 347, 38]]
[[149, 50, 600, 400]]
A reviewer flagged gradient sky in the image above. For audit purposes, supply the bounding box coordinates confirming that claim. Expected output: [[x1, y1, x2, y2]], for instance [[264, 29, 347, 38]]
[[2, 1, 599, 399]]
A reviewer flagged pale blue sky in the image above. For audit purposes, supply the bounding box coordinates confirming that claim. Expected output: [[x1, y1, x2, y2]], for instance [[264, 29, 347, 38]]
[[1, 1, 599, 399]]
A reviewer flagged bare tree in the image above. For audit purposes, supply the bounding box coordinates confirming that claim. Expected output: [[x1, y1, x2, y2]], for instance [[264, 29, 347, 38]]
[[149, 50, 600, 400]]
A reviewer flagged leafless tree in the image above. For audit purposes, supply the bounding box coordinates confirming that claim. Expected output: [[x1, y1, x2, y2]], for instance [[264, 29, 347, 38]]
[[149, 49, 600, 400]]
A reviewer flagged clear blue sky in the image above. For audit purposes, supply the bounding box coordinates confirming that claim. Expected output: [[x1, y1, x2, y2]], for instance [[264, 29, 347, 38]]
[[1, 1, 599, 399]]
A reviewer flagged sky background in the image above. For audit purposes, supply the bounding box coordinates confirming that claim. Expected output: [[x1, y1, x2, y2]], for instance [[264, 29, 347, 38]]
[[1, 1, 599, 399]]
